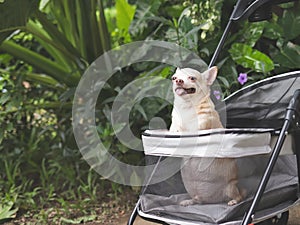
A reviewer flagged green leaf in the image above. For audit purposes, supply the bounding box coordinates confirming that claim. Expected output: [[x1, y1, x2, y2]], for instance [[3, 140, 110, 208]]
[[163, 4, 184, 18], [112, 123, 127, 134], [279, 9, 300, 41], [243, 22, 265, 47], [217, 76, 230, 88], [263, 23, 283, 40], [39, 0, 50, 10], [32, 11, 82, 60], [0, 40, 78, 86], [229, 43, 274, 73], [98, 0, 111, 52], [0, 93, 10, 105], [116, 0, 136, 31], [25, 73, 64, 89], [0, 201, 18, 221], [60, 215, 97, 224], [26, 19, 82, 75], [183, 23, 207, 39], [274, 42, 300, 69], [129, 0, 162, 38], [0, 128, 3, 144], [0, 0, 39, 43], [134, 104, 148, 121]]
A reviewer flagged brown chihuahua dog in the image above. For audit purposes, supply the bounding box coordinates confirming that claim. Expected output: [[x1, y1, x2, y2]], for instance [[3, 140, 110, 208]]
[[170, 67, 245, 206]]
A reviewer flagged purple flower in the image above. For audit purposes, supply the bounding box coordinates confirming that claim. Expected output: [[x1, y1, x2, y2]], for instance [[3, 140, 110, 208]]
[[213, 90, 221, 100], [238, 73, 248, 85]]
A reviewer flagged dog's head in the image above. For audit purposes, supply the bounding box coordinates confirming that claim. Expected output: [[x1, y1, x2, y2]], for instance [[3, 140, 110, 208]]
[[171, 66, 218, 99]]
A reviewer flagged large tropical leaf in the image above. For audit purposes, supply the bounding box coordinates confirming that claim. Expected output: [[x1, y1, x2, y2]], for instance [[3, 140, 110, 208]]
[[0, 0, 111, 87], [274, 42, 300, 69], [0, 40, 78, 86], [0, 0, 39, 43], [242, 21, 265, 47], [229, 43, 274, 73], [116, 0, 136, 31], [279, 8, 300, 41]]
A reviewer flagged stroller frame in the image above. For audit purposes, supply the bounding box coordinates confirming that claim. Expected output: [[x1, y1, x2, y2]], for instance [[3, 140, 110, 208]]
[[128, 0, 300, 224], [240, 89, 300, 224]]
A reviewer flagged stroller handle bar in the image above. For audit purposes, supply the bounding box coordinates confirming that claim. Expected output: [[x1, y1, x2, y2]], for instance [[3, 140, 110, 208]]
[[231, 0, 297, 21], [285, 89, 300, 122], [208, 0, 299, 68]]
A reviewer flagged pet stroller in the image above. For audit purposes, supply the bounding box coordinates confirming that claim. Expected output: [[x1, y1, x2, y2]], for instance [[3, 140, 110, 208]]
[[127, 0, 300, 224]]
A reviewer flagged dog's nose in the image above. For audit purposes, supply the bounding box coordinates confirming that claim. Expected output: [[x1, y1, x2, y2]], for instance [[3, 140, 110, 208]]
[[176, 79, 184, 85]]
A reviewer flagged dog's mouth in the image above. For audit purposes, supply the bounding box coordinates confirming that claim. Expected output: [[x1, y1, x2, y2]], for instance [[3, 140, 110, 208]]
[[175, 87, 196, 96]]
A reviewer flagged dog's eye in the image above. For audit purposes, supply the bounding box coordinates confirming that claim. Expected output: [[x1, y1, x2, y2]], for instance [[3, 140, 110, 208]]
[[172, 76, 177, 80], [189, 76, 196, 81]]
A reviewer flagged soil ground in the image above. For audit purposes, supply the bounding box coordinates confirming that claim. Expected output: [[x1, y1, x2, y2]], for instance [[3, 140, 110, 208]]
[[4, 192, 300, 225]]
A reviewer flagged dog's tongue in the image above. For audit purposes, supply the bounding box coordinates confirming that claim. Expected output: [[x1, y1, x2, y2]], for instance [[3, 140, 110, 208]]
[[175, 88, 187, 96]]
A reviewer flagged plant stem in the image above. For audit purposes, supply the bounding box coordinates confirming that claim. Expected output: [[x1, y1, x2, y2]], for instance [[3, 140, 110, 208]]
[[0, 40, 79, 87]]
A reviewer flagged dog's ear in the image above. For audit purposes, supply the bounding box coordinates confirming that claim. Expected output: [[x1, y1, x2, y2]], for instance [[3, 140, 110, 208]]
[[203, 66, 218, 86]]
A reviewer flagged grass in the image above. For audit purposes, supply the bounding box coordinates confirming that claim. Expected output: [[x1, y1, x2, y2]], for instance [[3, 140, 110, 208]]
[[0, 151, 139, 225], [1, 188, 137, 225]]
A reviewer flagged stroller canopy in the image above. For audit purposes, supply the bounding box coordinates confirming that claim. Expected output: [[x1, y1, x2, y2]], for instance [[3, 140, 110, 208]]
[[224, 71, 300, 129]]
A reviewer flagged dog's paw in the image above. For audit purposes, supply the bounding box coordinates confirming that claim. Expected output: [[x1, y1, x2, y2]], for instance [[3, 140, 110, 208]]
[[227, 199, 238, 206], [180, 199, 195, 207]]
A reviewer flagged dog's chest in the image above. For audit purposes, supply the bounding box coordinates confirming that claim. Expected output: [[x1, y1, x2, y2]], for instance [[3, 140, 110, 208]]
[[172, 105, 201, 131]]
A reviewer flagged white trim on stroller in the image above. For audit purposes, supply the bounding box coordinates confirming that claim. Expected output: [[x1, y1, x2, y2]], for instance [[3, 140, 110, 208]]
[[142, 128, 294, 158], [224, 71, 300, 102]]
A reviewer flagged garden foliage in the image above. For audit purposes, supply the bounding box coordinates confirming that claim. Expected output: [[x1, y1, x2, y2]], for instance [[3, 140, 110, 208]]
[[0, 0, 299, 222]]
